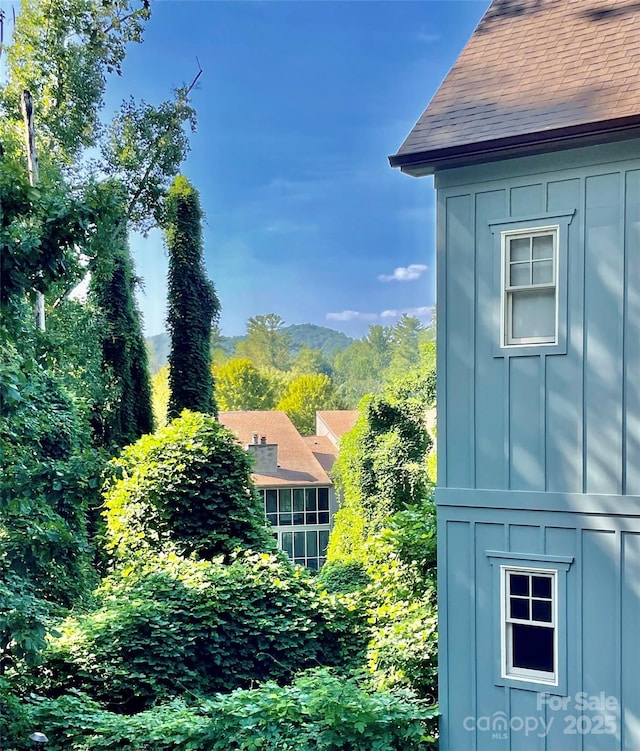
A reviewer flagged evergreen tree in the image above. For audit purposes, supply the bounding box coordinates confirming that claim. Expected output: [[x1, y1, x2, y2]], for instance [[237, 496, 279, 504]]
[[165, 175, 220, 419], [236, 313, 291, 370]]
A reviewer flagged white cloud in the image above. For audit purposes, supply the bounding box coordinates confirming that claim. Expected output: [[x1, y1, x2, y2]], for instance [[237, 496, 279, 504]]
[[377, 264, 428, 282], [326, 310, 379, 322], [326, 306, 434, 324]]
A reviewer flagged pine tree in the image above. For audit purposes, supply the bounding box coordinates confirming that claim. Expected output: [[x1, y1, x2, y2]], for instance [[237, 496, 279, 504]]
[[165, 175, 220, 419]]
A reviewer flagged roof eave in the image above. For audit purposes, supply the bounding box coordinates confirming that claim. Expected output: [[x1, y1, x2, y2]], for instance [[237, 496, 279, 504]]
[[388, 115, 640, 177]]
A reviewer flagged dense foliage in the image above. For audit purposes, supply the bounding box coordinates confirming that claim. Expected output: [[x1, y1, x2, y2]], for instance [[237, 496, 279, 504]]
[[214, 357, 279, 411], [4, 670, 436, 751], [2, 3, 441, 748], [104, 410, 274, 562], [328, 370, 434, 560], [3, 0, 150, 162], [276, 373, 343, 435], [88, 181, 154, 448], [26, 553, 366, 713], [165, 175, 220, 419]]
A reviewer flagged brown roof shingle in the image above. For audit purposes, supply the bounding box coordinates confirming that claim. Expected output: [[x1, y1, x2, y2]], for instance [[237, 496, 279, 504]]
[[316, 410, 359, 446], [391, 0, 640, 172], [219, 411, 332, 487]]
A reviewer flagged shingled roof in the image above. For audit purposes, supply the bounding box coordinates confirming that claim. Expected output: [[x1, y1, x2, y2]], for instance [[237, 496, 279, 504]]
[[390, 0, 640, 175], [219, 410, 332, 487]]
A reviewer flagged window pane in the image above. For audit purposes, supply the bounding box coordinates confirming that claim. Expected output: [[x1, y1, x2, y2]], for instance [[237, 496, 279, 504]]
[[279, 513, 292, 525], [319, 530, 330, 554], [512, 624, 554, 672], [306, 531, 318, 557], [511, 289, 555, 340], [318, 512, 330, 524], [305, 488, 317, 511], [305, 513, 317, 524], [532, 600, 552, 623], [279, 489, 291, 510], [293, 513, 304, 525], [293, 489, 305, 512], [318, 488, 329, 510], [532, 576, 552, 598], [532, 260, 553, 284], [510, 262, 530, 287], [307, 559, 318, 571], [510, 574, 529, 596], [266, 513, 277, 526], [510, 597, 529, 620], [510, 236, 530, 262], [280, 491, 292, 513], [532, 234, 553, 260], [281, 532, 293, 557], [294, 531, 305, 558], [265, 490, 277, 513]]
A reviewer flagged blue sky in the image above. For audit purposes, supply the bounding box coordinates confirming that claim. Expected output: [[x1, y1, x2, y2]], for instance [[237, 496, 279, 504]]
[[113, 1, 491, 338]]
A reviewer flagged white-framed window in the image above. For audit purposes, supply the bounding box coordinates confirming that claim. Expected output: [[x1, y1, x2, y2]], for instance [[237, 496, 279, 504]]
[[502, 227, 558, 347], [502, 566, 557, 685]]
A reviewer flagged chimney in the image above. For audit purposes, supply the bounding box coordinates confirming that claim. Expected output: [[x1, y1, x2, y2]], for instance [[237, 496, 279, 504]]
[[246, 433, 278, 473]]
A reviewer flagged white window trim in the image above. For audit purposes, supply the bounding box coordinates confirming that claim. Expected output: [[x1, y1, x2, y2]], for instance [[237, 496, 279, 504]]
[[500, 565, 558, 686], [500, 226, 559, 348], [487, 550, 573, 695]]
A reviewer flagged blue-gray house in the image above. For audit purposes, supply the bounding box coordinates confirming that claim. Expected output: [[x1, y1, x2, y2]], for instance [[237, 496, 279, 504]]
[[390, 1, 640, 748]]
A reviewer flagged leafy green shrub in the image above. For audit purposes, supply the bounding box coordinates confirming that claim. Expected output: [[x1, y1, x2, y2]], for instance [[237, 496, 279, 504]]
[[14, 670, 437, 750], [318, 559, 370, 594], [365, 495, 438, 705], [30, 553, 367, 713], [328, 381, 433, 563], [103, 410, 274, 562], [0, 335, 101, 611]]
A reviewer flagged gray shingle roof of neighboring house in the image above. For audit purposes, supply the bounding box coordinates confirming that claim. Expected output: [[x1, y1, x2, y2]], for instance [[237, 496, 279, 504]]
[[390, 0, 640, 175]]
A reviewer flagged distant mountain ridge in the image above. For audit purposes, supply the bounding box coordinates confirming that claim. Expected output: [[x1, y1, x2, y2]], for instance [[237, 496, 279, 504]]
[[146, 324, 353, 374]]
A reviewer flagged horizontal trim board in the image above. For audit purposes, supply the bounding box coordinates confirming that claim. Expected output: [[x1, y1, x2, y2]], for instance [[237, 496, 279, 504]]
[[436, 487, 640, 516], [486, 550, 574, 566], [435, 138, 640, 190]]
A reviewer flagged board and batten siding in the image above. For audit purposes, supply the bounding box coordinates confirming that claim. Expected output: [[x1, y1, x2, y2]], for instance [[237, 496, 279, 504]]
[[435, 139, 640, 751], [438, 509, 640, 751], [435, 140, 640, 497]]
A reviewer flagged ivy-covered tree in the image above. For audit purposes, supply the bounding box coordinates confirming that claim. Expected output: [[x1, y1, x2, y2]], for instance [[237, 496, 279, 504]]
[[165, 175, 220, 419], [88, 181, 154, 447], [327, 368, 435, 562]]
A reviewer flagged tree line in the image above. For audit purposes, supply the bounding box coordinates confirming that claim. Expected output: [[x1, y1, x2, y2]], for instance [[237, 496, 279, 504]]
[[152, 311, 436, 434]]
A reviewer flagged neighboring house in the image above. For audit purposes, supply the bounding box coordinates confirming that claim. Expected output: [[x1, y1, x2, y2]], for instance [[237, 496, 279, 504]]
[[219, 410, 354, 569], [390, 2, 640, 749], [315, 410, 359, 449]]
